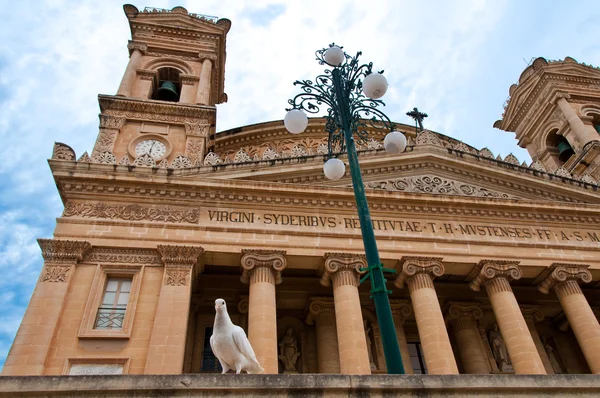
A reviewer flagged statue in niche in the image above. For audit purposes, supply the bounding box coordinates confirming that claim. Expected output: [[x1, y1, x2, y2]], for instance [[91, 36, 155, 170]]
[[278, 328, 301, 373], [542, 336, 565, 374], [364, 322, 377, 371], [489, 324, 513, 372]]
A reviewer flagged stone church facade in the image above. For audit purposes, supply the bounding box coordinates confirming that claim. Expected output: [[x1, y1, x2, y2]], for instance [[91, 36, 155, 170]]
[[2, 4, 600, 396]]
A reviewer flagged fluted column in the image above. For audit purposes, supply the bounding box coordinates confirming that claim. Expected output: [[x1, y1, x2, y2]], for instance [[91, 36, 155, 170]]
[[307, 297, 340, 373], [390, 300, 414, 374], [145, 245, 204, 374], [241, 249, 286, 374], [117, 41, 147, 97], [395, 257, 458, 374], [320, 253, 370, 374], [468, 260, 545, 374], [196, 58, 213, 105], [535, 263, 600, 373], [445, 302, 490, 374], [556, 93, 598, 148], [520, 305, 554, 374], [2, 240, 91, 376]]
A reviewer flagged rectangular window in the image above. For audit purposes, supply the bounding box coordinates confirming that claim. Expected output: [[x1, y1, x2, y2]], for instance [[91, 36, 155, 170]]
[[94, 278, 132, 329], [201, 327, 222, 372], [408, 342, 427, 374]]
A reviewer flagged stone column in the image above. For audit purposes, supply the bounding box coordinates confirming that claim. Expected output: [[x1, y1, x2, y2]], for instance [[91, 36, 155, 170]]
[[468, 260, 545, 374], [241, 249, 287, 374], [556, 93, 598, 149], [117, 41, 147, 97], [196, 58, 213, 105], [520, 305, 554, 374], [92, 115, 125, 158], [535, 263, 600, 374], [306, 297, 340, 373], [144, 245, 204, 374], [390, 299, 414, 374], [2, 239, 91, 376], [445, 302, 490, 374], [179, 74, 200, 104], [395, 257, 458, 374], [320, 253, 371, 375]]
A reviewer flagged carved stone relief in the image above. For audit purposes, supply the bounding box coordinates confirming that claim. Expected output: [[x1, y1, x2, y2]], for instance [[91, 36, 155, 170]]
[[165, 269, 190, 286], [185, 137, 205, 165], [52, 143, 76, 161], [41, 266, 70, 283], [63, 202, 200, 223]]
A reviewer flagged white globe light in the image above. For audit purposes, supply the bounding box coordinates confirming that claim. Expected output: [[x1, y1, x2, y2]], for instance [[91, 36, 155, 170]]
[[362, 73, 388, 99], [323, 158, 346, 180], [284, 109, 308, 134], [384, 131, 407, 154], [323, 46, 345, 66]]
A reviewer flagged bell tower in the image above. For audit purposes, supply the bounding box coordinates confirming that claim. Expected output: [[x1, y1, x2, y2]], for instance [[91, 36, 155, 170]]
[[91, 4, 231, 167], [494, 57, 600, 181]]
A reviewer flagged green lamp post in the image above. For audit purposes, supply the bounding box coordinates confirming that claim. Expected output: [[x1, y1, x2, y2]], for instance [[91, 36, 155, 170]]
[[284, 44, 407, 374]]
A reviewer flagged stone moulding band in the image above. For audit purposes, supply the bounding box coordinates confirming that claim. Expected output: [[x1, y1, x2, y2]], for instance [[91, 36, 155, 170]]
[[63, 202, 200, 223]]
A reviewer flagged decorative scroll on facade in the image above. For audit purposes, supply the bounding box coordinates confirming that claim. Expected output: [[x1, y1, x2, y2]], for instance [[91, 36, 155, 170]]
[[63, 202, 200, 223]]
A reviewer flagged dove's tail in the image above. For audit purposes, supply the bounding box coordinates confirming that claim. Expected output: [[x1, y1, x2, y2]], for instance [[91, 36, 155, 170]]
[[246, 362, 264, 374]]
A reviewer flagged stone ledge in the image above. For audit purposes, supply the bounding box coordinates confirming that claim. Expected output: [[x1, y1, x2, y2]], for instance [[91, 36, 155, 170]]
[[1, 374, 600, 397]]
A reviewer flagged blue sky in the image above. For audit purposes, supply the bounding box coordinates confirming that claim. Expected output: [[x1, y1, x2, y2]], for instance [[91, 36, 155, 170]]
[[0, 0, 599, 368]]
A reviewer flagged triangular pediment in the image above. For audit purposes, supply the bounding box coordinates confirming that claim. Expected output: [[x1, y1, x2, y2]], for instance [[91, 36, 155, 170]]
[[131, 14, 227, 36]]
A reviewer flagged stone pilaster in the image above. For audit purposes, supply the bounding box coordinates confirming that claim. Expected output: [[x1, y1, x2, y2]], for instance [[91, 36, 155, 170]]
[[179, 74, 200, 104], [145, 245, 204, 374], [390, 299, 414, 374], [520, 305, 554, 374], [445, 302, 490, 374], [468, 260, 545, 374], [92, 115, 125, 157], [184, 123, 210, 166], [117, 41, 147, 97], [320, 253, 370, 375], [535, 263, 600, 374], [241, 249, 286, 374], [395, 257, 458, 375], [306, 297, 340, 374], [3, 239, 91, 376]]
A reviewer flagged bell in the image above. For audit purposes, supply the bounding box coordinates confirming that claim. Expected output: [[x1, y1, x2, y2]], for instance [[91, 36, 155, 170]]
[[557, 140, 574, 162], [155, 81, 179, 102]]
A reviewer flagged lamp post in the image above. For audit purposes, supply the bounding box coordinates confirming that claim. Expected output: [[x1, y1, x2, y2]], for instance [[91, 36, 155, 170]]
[[284, 44, 407, 374]]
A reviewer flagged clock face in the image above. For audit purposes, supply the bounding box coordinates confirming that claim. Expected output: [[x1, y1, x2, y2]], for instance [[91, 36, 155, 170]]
[[135, 139, 167, 159]]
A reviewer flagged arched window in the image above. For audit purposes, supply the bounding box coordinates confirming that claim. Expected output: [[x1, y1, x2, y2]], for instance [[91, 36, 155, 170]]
[[546, 130, 574, 163], [153, 67, 181, 102]]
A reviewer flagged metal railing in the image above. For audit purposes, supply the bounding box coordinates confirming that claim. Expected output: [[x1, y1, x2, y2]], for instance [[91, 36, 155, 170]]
[[94, 307, 126, 329]]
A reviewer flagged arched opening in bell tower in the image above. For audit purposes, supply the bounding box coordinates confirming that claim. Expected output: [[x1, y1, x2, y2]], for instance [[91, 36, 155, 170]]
[[153, 67, 181, 102], [546, 129, 574, 164]]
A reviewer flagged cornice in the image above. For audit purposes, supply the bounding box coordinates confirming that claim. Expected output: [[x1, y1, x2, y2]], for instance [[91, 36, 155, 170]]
[[98, 95, 215, 122], [38, 239, 92, 265]]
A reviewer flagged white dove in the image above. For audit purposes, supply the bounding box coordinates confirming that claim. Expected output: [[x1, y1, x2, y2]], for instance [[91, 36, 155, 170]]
[[210, 298, 264, 374]]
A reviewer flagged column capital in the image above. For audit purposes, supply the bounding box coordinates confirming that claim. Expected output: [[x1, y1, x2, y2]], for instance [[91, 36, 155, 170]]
[[553, 91, 571, 104], [156, 244, 204, 268], [127, 40, 148, 54], [534, 263, 592, 294], [180, 74, 200, 85], [467, 260, 522, 292], [445, 301, 483, 322], [240, 249, 287, 284], [320, 252, 366, 288], [306, 297, 335, 325], [389, 299, 412, 323], [99, 114, 126, 130], [198, 53, 217, 61], [394, 256, 444, 289], [520, 305, 545, 324], [37, 239, 91, 265]]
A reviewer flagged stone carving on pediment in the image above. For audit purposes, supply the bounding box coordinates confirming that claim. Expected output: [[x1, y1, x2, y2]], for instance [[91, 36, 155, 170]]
[[52, 142, 76, 161], [171, 154, 193, 169], [133, 154, 156, 167], [63, 202, 200, 223], [453, 142, 473, 153], [262, 147, 279, 160], [364, 175, 518, 199], [553, 167, 572, 178], [503, 153, 520, 165], [233, 149, 252, 163], [93, 130, 118, 154], [580, 174, 597, 184], [118, 156, 131, 166], [479, 148, 494, 159], [203, 151, 221, 165], [92, 151, 116, 164], [42, 266, 70, 283], [416, 130, 442, 146], [529, 161, 546, 172], [291, 145, 308, 157], [85, 248, 161, 265], [317, 143, 328, 154], [78, 151, 91, 162], [165, 269, 190, 286], [185, 123, 210, 136], [157, 159, 168, 168]]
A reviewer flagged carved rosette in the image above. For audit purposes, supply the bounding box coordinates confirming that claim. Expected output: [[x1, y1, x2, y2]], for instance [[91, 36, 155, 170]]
[[445, 302, 483, 332], [520, 305, 545, 325], [306, 297, 336, 325], [389, 299, 412, 324], [38, 239, 91, 283], [240, 249, 287, 285], [157, 245, 204, 269], [320, 253, 366, 288], [467, 260, 522, 294], [394, 256, 445, 292], [534, 263, 592, 297]]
